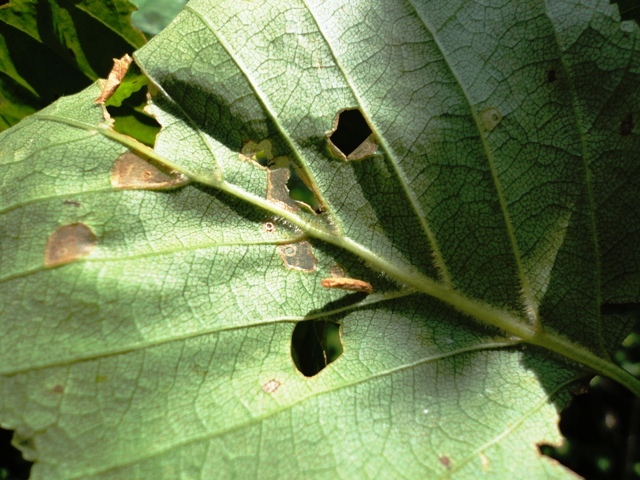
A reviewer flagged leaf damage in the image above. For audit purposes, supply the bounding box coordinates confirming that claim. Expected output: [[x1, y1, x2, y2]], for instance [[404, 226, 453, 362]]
[[95, 54, 134, 105], [276, 241, 318, 272], [327, 108, 377, 160], [45, 223, 97, 267], [111, 151, 189, 190], [480, 107, 503, 131], [321, 277, 373, 294], [261, 379, 281, 393]]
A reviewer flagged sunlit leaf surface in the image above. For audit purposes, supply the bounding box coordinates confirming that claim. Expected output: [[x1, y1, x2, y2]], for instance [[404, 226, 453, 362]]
[[1, 1, 639, 478]]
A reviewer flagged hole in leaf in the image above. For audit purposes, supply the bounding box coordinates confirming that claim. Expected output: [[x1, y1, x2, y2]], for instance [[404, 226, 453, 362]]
[[0, 427, 33, 480], [547, 69, 557, 83], [291, 320, 343, 377], [328, 108, 376, 160], [287, 164, 320, 212], [45, 223, 97, 267], [619, 113, 634, 136], [239, 139, 273, 167]]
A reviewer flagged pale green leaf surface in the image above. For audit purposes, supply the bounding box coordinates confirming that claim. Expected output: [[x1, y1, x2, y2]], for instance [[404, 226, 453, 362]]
[[1, 0, 640, 479]]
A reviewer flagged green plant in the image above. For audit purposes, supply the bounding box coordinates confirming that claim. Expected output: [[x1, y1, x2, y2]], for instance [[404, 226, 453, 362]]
[[1, 0, 639, 478]]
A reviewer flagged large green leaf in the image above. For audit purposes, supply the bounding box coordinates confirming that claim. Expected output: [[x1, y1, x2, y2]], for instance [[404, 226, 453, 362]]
[[1, 0, 639, 478]]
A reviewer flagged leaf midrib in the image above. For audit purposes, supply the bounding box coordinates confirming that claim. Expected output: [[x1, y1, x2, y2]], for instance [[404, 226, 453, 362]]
[[36, 111, 640, 398]]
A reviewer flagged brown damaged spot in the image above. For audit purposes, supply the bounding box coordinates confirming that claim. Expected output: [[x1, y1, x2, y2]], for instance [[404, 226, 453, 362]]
[[480, 107, 502, 131], [277, 241, 318, 272], [45, 223, 97, 267], [95, 54, 133, 105], [262, 221, 277, 233], [329, 264, 346, 278], [262, 379, 281, 394], [267, 160, 299, 212], [439, 456, 451, 469], [111, 151, 189, 190], [327, 108, 377, 161], [321, 277, 373, 294]]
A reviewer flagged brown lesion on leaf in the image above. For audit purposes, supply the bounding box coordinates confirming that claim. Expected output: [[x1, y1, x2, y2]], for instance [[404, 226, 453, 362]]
[[327, 108, 377, 161], [267, 157, 299, 212], [261, 379, 281, 394], [276, 241, 318, 272], [329, 263, 346, 278], [111, 150, 189, 190], [438, 456, 452, 469], [45, 223, 97, 267], [480, 107, 502, 131], [262, 221, 277, 233], [321, 277, 373, 294], [95, 54, 133, 105]]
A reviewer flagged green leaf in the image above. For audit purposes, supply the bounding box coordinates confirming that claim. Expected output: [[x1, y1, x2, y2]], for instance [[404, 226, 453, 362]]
[[0, 0, 146, 131], [129, 0, 189, 36], [1, 0, 639, 478]]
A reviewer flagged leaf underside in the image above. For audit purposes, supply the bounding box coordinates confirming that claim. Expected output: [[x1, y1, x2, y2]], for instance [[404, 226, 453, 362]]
[[1, 0, 639, 478]]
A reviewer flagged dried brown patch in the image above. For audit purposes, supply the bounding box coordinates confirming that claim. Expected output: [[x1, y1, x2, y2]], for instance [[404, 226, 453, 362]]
[[45, 223, 97, 267], [277, 241, 318, 272], [267, 164, 298, 212], [329, 264, 346, 278], [439, 456, 451, 469], [111, 151, 189, 190], [262, 221, 277, 233], [321, 277, 373, 294], [95, 54, 133, 104]]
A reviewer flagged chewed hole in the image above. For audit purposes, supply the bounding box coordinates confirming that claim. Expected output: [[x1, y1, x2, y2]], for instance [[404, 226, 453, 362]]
[[329, 108, 373, 158], [291, 320, 343, 377], [0, 427, 33, 478]]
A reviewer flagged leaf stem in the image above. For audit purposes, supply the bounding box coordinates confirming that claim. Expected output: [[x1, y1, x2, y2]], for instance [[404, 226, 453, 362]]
[[46, 116, 640, 399]]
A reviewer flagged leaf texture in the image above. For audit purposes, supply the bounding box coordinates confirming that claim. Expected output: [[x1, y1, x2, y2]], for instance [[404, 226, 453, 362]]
[[1, 0, 640, 478]]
